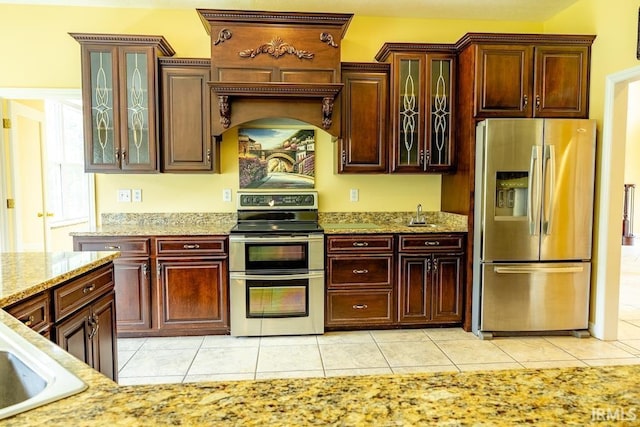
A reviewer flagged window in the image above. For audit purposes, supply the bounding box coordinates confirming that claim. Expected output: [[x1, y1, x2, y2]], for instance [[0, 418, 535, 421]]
[[44, 100, 94, 226]]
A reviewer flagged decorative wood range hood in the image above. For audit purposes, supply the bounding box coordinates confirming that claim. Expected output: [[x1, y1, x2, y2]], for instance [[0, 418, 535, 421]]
[[197, 9, 353, 138]]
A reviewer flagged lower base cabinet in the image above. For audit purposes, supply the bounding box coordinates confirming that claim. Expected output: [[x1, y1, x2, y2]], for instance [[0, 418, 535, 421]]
[[55, 291, 117, 381], [326, 233, 465, 329], [156, 258, 228, 334], [398, 235, 465, 326]]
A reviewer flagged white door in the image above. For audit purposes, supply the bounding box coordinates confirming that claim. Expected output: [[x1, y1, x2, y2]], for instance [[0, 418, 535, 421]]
[[7, 100, 51, 251]]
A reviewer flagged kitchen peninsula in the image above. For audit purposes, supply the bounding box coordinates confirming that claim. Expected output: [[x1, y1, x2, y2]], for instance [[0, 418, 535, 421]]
[[1, 251, 638, 425], [0, 310, 639, 426]]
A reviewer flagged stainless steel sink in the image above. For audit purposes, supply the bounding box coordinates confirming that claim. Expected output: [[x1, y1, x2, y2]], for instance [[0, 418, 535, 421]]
[[407, 222, 437, 228], [0, 322, 87, 420]]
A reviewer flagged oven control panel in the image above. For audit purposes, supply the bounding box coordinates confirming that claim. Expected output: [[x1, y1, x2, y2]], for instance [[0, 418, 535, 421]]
[[237, 191, 318, 209]]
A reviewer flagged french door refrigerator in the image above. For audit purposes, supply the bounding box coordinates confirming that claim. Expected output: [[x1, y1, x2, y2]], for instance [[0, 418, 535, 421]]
[[471, 118, 596, 339]]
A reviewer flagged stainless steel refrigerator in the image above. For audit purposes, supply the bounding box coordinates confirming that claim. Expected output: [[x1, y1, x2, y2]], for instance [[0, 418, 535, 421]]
[[472, 118, 596, 339]]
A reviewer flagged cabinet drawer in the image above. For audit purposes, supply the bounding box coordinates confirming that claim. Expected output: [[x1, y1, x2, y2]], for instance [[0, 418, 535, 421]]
[[326, 235, 393, 253], [398, 234, 463, 252], [74, 237, 150, 256], [53, 265, 114, 321], [326, 290, 393, 325], [327, 256, 392, 288], [6, 292, 51, 333], [156, 237, 226, 256]]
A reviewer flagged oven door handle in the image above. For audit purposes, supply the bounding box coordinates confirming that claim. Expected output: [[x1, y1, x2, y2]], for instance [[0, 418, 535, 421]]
[[230, 271, 324, 281], [229, 235, 323, 244]]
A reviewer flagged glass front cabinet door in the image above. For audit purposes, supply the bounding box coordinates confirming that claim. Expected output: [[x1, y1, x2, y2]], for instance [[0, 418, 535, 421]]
[[70, 34, 174, 173], [377, 44, 456, 173]]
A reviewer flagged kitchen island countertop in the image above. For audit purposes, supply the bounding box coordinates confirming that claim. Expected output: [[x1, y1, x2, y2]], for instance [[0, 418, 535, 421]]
[[1, 251, 639, 426]]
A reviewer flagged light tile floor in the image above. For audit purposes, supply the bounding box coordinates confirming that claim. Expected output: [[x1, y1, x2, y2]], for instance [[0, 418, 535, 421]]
[[117, 247, 640, 385]]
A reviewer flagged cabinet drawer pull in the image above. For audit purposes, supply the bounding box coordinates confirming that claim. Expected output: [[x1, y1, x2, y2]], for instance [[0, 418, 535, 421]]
[[352, 269, 369, 274], [183, 244, 200, 249], [23, 315, 35, 327], [352, 304, 368, 310], [83, 284, 96, 294], [104, 245, 121, 250], [425, 241, 440, 246], [352, 242, 369, 247]]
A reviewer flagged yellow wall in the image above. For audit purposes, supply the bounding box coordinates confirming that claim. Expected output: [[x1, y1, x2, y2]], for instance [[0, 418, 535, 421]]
[[0, 3, 573, 218]]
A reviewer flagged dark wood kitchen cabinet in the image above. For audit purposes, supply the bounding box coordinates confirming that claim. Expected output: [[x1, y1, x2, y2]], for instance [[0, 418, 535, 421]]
[[375, 44, 456, 173], [70, 33, 175, 173], [338, 62, 389, 173], [154, 236, 229, 335], [325, 235, 395, 328], [73, 236, 152, 336], [456, 33, 595, 118], [52, 263, 118, 381], [397, 234, 464, 325], [159, 57, 219, 173], [5, 292, 51, 337]]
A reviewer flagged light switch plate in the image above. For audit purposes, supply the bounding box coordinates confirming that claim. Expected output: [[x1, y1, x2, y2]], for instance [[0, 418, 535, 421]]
[[117, 189, 131, 203], [222, 188, 232, 202], [350, 188, 359, 202]]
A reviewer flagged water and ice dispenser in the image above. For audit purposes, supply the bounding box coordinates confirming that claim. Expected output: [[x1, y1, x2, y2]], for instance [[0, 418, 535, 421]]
[[495, 172, 528, 217]]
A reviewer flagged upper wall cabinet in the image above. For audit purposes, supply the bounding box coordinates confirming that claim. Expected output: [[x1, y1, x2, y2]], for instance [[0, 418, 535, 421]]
[[456, 33, 595, 119], [158, 57, 218, 173], [338, 62, 389, 173], [376, 44, 456, 173], [197, 9, 352, 138], [70, 33, 175, 173]]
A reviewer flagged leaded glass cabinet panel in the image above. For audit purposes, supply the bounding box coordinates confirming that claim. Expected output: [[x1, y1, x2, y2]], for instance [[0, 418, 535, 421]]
[[392, 54, 425, 173], [426, 53, 455, 170], [121, 47, 154, 170], [85, 46, 119, 170]]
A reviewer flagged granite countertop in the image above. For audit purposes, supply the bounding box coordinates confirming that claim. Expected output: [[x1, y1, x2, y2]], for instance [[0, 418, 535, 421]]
[[2, 306, 639, 426], [0, 251, 120, 307], [2, 251, 639, 425], [70, 211, 468, 236]]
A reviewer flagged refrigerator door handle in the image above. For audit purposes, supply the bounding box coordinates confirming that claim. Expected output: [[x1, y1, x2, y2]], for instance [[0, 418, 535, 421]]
[[543, 144, 556, 235], [493, 265, 584, 274], [528, 146, 541, 235]]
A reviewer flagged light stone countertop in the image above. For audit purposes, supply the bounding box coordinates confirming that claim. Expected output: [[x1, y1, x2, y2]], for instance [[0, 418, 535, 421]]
[[1, 251, 639, 426], [70, 211, 467, 236], [0, 251, 120, 307]]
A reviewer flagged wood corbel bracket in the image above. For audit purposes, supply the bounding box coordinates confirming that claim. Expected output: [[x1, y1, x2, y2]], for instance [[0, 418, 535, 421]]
[[210, 82, 343, 130]]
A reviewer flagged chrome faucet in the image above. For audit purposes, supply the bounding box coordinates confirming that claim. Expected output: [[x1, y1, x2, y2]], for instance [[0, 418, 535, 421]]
[[411, 203, 425, 224]]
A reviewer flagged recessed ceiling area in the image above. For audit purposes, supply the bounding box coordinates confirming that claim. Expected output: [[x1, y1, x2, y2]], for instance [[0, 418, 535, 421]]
[[0, 0, 580, 22]]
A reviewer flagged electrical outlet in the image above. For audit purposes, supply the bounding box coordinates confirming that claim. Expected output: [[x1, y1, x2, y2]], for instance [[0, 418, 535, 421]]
[[117, 189, 131, 203], [222, 188, 232, 202], [350, 188, 359, 202], [132, 189, 142, 202]]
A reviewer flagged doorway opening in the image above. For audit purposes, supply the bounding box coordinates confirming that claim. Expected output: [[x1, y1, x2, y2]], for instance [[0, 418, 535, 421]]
[[0, 88, 95, 252]]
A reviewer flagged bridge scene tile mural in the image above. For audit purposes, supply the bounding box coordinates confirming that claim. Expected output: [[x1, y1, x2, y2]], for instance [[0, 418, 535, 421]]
[[238, 128, 316, 188]]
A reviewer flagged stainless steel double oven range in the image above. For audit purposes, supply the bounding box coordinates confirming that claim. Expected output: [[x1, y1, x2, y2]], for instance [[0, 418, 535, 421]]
[[229, 191, 324, 337]]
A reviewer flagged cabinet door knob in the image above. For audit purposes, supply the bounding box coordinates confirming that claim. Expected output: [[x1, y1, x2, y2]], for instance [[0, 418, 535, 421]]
[[425, 241, 440, 246], [83, 283, 96, 294], [352, 242, 369, 247], [523, 94, 528, 108], [352, 269, 369, 274], [23, 315, 35, 327], [352, 304, 368, 310], [183, 244, 200, 249]]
